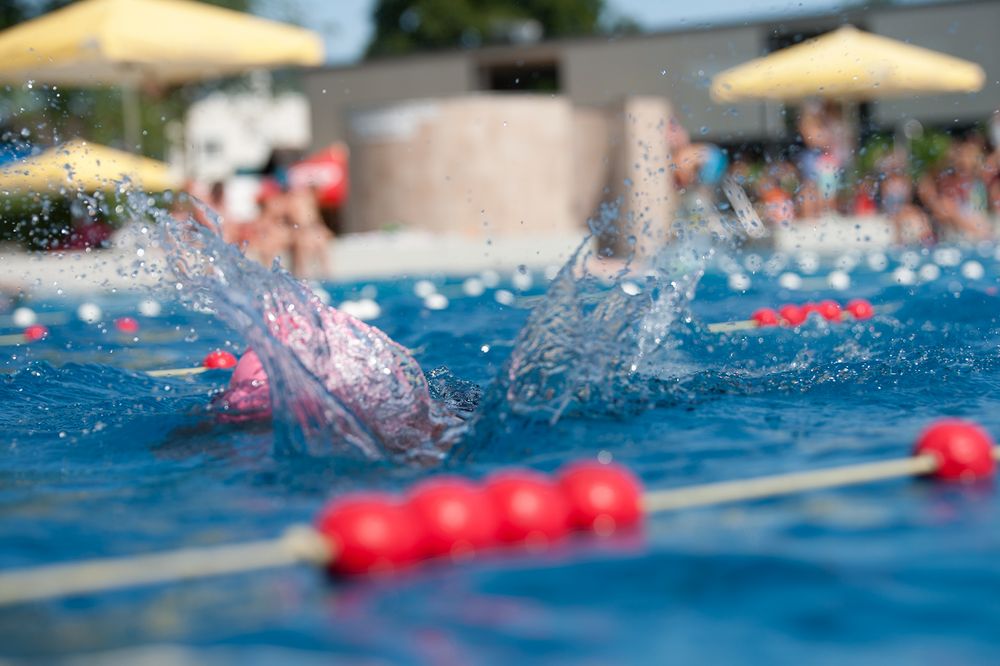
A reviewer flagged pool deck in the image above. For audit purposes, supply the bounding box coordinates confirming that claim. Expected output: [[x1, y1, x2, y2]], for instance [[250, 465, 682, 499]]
[[0, 229, 588, 296]]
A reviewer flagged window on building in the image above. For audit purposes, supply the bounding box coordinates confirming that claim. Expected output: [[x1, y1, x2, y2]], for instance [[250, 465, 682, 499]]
[[479, 60, 561, 93]]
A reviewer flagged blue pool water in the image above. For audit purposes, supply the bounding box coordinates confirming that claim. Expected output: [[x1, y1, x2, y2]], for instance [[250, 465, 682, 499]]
[[2, 247, 1000, 664]]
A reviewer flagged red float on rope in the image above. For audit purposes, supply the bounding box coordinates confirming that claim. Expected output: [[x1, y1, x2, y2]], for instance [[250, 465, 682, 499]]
[[115, 317, 140, 334], [406, 477, 499, 559], [751, 308, 780, 327], [778, 304, 807, 327], [203, 349, 238, 370], [557, 461, 643, 535], [23, 324, 49, 342], [846, 298, 875, 321], [914, 419, 996, 481], [0, 421, 996, 604], [816, 299, 843, 322], [315, 494, 424, 576], [485, 471, 572, 546]]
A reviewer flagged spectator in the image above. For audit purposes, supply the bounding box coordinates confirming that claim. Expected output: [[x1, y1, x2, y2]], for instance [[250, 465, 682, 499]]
[[919, 135, 992, 242], [249, 178, 292, 268], [286, 185, 332, 278], [796, 100, 844, 217], [878, 154, 933, 245]]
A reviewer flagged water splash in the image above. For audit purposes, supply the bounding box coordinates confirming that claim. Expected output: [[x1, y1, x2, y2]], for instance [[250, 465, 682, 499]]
[[476, 177, 762, 426], [130, 195, 462, 462]]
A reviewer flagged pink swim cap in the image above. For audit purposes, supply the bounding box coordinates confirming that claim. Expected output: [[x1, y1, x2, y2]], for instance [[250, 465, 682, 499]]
[[231, 347, 268, 387]]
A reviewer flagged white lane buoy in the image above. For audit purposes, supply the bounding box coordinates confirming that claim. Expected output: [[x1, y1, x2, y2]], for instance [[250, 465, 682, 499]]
[[356, 298, 381, 320], [310, 283, 332, 305], [932, 247, 962, 267], [620, 281, 641, 296], [918, 264, 941, 282], [494, 289, 515, 306], [424, 293, 449, 311], [797, 252, 820, 275], [717, 255, 741, 275], [834, 254, 858, 272], [77, 302, 103, 324], [866, 251, 889, 272], [12, 307, 36, 327], [511, 271, 533, 291], [338, 300, 362, 318], [339, 299, 381, 321], [413, 279, 436, 299], [138, 298, 162, 318], [462, 277, 486, 297], [742, 253, 763, 273], [764, 252, 788, 276], [892, 267, 917, 286], [778, 272, 803, 290], [727, 273, 751, 292], [900, 250, 922, 270], [827, 270, 851, 291], [961, 260, 985, 280], [480, 269, 501, 288]]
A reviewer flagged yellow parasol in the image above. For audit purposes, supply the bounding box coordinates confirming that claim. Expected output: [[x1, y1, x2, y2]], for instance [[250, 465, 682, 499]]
[[0, 139, 178, 192], [711, 25, 985, 103], [0, 0, 323, 86], [0, 0, 324, 148]]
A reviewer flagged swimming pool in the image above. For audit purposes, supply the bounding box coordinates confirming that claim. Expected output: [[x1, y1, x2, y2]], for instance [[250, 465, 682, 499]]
[[2, 246, 999, 664]]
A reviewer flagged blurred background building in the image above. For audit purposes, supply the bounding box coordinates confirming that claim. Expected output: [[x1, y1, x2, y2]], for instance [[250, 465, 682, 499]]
[[304, 0, 999, 148]]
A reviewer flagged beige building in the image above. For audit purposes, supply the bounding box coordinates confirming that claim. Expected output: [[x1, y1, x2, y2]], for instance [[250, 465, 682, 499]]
[[301, 0, 999, 238]]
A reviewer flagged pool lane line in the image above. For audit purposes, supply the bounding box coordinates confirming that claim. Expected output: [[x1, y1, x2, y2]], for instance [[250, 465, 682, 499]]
[[707, 298, 875, 333], [0, 312, 69, 327], [146, 366, 210, 377], [0, 330, 187, 346], [0, 420, 993, 606], [145, 350, 239, 376], [0, 527, 331, 606]]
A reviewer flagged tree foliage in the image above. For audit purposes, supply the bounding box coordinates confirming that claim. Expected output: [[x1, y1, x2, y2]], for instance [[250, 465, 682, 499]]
[[366, 0, 628, 58]]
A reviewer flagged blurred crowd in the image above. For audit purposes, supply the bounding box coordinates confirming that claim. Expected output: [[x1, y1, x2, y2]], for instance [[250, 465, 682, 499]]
[[173, 149, 340, 278], [673, 102, 1000, 245]]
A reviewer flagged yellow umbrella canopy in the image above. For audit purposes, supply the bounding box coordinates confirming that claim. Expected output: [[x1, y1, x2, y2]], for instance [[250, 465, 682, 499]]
[[711, 25, 985, 103], [0, 139, 179, 192], [0, 0, 324, 86]]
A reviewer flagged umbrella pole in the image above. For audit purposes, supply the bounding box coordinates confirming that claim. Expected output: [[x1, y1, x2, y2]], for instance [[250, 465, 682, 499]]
[[122, 84, 141, 153]]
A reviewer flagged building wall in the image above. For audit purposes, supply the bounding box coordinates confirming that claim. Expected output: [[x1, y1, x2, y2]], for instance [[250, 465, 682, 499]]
[[869, 1, 1000, 127], [305, 54, 474, 149], [562, 25, 766, 143], [303, 0, 998, 148], [346, 95, 578, 236]]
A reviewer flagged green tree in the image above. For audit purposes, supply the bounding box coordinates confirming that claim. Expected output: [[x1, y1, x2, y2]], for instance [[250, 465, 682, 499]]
[[366, 0, 629, 58]]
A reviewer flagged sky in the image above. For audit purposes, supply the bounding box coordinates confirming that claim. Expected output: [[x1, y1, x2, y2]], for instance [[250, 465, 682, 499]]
[[273, 0, 854, 65]]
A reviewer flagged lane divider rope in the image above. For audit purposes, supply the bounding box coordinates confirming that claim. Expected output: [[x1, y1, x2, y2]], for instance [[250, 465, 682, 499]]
[[0, 419, 993, 606]]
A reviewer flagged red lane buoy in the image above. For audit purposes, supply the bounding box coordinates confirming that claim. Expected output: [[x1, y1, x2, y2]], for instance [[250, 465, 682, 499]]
[[203, 349, 238, 369], [115, 317, 140, 334], [779, 304, 807, 327], [817, 300, 843, 322], [407, 477, 499, 559], [801, 302, 820, 316], [846, 298, 874, 321], [914, 419, 996, 482], [485, 471, 571, 546], [23, 324, 49, 342], [557, 461, 643, 536], [751, 308, 780, 327], [316, 494, 425, 576]]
